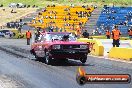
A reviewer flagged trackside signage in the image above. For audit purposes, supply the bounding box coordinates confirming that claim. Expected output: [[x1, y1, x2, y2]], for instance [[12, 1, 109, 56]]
[[86, 42, 95, 52]]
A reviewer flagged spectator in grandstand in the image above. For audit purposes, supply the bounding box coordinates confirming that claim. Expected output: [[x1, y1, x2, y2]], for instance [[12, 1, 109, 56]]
[[82, 5, 85, 8], [124, 20, 128, 26], [67, 12, 71, 16], [76, 30, 81, 38], [32, 5, 36, 8], [69, 16, 71, 20], [82, 30, 89, 38], [75, 25, 81, 38], [49, 15, 53, 19], [11, 9, 17, 13], [112, 16, 115, 20], [0, 4, 3, 7], [64, 16, 67, 21], [47, 5, 50, 7], [2, 8, 5, 11], [59, 27, 63, 32], [128, 27, 132, 40], [49, 25, 53, 32], [54, 14, 57, 19], [42, 7, 46, 12], [38, 12, 42, 15], [67, 22, 70, 26], [72, 23, 75, 30], [105, 29, 111, 39], [27, 5, 30, 8], [52, 4, 55, 7], [79, 22, 83, 27], [111, 10, 116, 13], [54, 26, 59, 32], [45, 15, 48, 19], [39, 19, 43, 23], [70, 4, 74, 8], [94, 5, 97, 9], [112, 25, 121, 47], [118, 21, 123, 25]]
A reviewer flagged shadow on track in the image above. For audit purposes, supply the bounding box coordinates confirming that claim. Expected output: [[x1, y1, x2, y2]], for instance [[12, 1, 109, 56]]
[[32, 59, 95, 66], [52, 60, 94, 66]]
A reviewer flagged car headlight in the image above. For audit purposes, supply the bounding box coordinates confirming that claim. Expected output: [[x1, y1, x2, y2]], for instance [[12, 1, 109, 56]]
[[52, 45, 61, 49], [80, 45, 88, 49]]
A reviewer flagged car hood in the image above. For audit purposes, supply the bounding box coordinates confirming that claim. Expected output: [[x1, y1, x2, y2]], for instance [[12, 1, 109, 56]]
[[46, 41, 87, 45]]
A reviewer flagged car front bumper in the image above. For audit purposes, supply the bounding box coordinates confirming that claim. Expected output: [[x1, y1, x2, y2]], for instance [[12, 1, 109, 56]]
[[49, 49, 88, 59]]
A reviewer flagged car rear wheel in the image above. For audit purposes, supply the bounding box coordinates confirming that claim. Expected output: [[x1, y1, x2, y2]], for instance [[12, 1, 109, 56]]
[[80, 57, 87, 64], [45, 52, 52, 65], [35, 54, 42, 61]]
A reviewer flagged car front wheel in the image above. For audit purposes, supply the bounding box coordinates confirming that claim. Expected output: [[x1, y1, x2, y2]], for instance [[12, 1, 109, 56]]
[[45, 52, 52, 65], [80, 57, 87, 64]]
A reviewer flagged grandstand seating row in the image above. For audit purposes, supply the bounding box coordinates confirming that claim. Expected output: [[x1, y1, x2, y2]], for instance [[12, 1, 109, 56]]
[[29, 5, 94, 32], [96, 7, 132, 34]]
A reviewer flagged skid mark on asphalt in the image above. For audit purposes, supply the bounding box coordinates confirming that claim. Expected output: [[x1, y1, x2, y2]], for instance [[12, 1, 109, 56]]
[[0, 74, 26, 88], [0, 50, 80, 88]]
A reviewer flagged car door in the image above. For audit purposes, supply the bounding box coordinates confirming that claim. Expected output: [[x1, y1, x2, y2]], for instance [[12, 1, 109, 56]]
[[35, 34, 46, 57]]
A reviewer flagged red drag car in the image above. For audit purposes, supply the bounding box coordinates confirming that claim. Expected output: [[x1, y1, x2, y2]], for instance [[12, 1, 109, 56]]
[[30, 32, 90, 64]]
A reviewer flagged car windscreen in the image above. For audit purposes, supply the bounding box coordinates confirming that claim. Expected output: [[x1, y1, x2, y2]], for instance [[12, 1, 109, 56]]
[[46, 33, 77, 41]]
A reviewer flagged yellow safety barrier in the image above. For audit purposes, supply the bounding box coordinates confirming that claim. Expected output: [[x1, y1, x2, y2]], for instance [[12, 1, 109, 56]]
[[108, 47, 132, 61], [77, 38, 104, 56], [129, 40, 132, 46]]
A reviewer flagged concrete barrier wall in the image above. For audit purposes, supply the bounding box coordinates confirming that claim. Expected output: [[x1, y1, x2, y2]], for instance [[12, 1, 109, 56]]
[[77, 38, 104, 56], [108, 47, 132, 61]]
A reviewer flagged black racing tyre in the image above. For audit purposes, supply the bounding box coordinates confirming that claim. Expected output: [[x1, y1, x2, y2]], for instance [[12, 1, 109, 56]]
[[80, 57, 87, 64], [45, 52, 52, 65], [59, 58, 68, 62], [35, 54, 42, 61], [31, 50, 41, 61]]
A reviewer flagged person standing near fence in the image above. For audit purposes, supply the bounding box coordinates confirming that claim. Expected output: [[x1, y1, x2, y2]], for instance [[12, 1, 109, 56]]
[[82, 30, 89, 38], [128, 27, 132, 40], [106, 29, 111, 39], [26, 30, 32, 45], [112, 25, 121, 47], [76, 25, 81, 38]]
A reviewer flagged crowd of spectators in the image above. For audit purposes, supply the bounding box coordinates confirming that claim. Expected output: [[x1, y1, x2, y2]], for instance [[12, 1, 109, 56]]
[[0, 3, 38, 8], [96, 6, 132, 35], [34, 4, 93, 31], [9, 3, 38, 8], [6, 20, 26, 33]]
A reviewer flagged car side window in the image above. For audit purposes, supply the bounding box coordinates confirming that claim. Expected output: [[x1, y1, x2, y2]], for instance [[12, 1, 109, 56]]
[[40, 35, 46, 42]]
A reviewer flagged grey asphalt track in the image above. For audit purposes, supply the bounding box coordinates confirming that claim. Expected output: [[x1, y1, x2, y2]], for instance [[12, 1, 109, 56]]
[[0, 38, 132, 88]]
